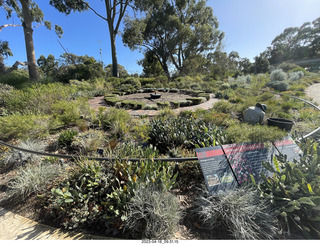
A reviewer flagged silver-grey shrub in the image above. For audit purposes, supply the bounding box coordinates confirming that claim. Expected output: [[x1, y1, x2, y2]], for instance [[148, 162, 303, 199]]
[[124, 185, 180, 239], [8, 162, 62, 198], [191, 187, 280, 239], [270, 69, 287, 82], [1, 140, 45, 171], [289, 71, 304, 81], [237, 75, 252, 84]]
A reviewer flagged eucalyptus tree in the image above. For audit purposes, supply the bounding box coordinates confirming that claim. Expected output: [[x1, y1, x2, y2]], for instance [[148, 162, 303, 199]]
[[0, 0, 63, 81], [49, 0, 161, 77], [122, 0, 224, 77], [0, 41, 13, 73]]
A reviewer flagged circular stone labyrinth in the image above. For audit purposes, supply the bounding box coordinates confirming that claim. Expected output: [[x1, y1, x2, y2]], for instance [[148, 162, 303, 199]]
[[117, 92, 194, 105]]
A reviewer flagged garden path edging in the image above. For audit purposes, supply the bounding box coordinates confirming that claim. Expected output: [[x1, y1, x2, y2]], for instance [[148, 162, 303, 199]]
[[88, 94, 220, 116]]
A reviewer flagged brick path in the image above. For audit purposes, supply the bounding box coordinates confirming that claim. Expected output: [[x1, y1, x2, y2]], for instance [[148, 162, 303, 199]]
[[88, 94, 220, 116]]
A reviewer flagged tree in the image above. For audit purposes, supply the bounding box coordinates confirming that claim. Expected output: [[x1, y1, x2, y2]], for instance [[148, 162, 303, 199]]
[[122, 0, 224, 77], [37, 54, 59, 77], [0, 0, 63, 81], [0, 41, 13, 74], [50, 0, 159, 78], [253, 52, 270, 74], [138, 50, 166, 77]]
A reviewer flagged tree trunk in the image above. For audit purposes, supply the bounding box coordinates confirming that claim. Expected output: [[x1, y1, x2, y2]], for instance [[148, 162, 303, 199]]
[[110, 32, 119, 77], [20, 0, 38, 81], [0, 56, 5, 74]]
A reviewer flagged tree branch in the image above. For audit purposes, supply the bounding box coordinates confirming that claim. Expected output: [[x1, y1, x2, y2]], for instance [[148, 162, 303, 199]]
[[83, 1, 108, 21], [0, 24, 21, 32]]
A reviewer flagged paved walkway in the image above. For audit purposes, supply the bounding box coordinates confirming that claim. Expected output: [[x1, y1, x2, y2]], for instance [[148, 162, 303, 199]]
[[0, 207, 113, 240], [88, 94, 220, 116], [306, 82, 320, 106]]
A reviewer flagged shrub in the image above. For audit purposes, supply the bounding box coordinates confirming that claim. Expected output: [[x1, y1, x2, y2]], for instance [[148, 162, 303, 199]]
[[72, 130, 107, 155], [0, 114, 51, 140], [186, 97, 206, 105], [123, 77, 141, 89], [270, 69, 287, 82], [257, 139, 320, 239], [289, 71, 304, 81], [104, 97, 123, 106], [98, 108, 132, 138], [169, 88, 179, 93], [124, 185, 180, 239], [170, 101, 180, 108], [220, 83, 231, 90], [237, 75, 252, 84], [51, 100, 83, 125], [148, 117, 226, 153], [58, 129, 79, 147], [8, 162, 62, 198], [191, 187, 280, 239], [278, 62, 300, 72], [0, 69, 29, 88], [266, 80, 289, 92], [0, 83, 14, 106], [0, 140, 45, 172], [225, 124, 287, 144], [198, 93, 211, 101], [144, 104, 158, 110], [179, 100, 193, 107], [156, 101, 170, 109], [213, 100, 234, 114]]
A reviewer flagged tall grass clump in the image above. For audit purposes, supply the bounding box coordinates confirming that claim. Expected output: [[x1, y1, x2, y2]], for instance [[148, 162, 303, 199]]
[[191, 187, 280, 239], [124, 185, 180, 239], [8, 162, 62, 198]]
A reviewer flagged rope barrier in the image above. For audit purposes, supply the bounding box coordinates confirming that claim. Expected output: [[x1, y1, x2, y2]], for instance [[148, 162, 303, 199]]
[[1, 88, 319, 162]]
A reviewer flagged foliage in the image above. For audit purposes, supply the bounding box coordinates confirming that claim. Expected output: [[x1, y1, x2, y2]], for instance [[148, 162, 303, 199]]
[[0, 114, 51, 140], [225, 123, 287, 144], [0, 69, 29, 88], [0, 140, 44, 172], [58, 129, 79, 147], [123, 0, 224, 75], [97, 108, 132, 138], [2, 82, 76, 115], [71, 130, 107, 155], [289, 71, 304, 81], [266, 80, 289, 92], [8, 162, 62, 198], [256, 139, 320, 239], [191, 187, 280, 239], [124, 185, 180, 239], [148, 116, 226, 153], [270, 69, 288, 82]]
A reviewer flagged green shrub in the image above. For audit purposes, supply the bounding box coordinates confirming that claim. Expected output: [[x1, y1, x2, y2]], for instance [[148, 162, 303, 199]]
[[289, 71, 304, 81], [169, 88, 179, 93], [51, 100, 82, 125], [225, 124, 287, 144], [278, 63, 301, 72], [148, 117, 226, 153], [98, 108, 132, 138], [8, 162, 62, 198], [213, 100, 234, 114], [170, 101, 180, 108], [0, 69, 29, 88], [198, 93, 211, 101], [124, 185, 180, 239], [186, 97, 206, 105], [220, 83, 231, 90], [58, 129, 79, 147], [257, 139, 320, 239], [104, 96, 123, 106], [179, 100, 193, 107], [0, 114, 51, 140], [156, 101, 170, 109], [191, 187, 280, 239], [2, 83, 76, 115], [144, 104, 158, 110], [72, 130, 107, 155]]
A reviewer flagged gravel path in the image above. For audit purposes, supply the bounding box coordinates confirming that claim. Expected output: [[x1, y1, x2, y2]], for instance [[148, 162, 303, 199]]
[[306, 82, 320, 106]]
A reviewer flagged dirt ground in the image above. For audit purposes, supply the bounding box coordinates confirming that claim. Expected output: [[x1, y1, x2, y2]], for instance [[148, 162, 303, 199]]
[[118, 92, 194, 105]]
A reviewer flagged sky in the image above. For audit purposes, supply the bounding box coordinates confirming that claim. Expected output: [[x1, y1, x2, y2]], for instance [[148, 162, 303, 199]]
[[1, 0, 320, 75]]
